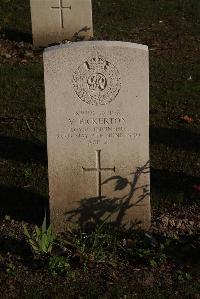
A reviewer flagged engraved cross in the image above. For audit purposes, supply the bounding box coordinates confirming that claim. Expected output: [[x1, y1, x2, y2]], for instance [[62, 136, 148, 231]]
[[51, 0, 71, 29], [82, 150, 115, 198]]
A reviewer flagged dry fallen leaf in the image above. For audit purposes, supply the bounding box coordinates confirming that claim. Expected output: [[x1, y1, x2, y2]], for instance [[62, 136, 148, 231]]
[[180, 115, 193, 124]]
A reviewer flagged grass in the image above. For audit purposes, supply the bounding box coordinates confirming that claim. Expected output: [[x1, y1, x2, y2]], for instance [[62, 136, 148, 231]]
[[0, 0, 31, 34], [2, 218, 199, 298]]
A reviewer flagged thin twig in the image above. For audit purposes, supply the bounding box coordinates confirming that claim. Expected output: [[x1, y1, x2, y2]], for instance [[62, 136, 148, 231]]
[[0, 116, 21, 121], [23, 115, 34, 133], [149, 47, 178, 51]]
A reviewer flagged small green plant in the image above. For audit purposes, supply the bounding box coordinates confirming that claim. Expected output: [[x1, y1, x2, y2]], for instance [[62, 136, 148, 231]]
[[6, 262, 16, 276], [61, 223, 119, 270], [175, 270, 192, 282], [74, 229, 118, 268], [120, 232, 167, 269], [23, 214, 56, 256], [24, 167, 32, 179], [48, 256, 71, 276], [60, 206, 127, 270]]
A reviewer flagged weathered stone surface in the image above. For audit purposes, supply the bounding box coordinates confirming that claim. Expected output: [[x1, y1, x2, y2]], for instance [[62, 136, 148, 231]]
[[44, 41, 150, 232], [30, 0, 93, 48]]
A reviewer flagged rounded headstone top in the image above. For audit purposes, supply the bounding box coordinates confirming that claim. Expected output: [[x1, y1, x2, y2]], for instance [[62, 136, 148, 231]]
[[44, 41, 148, 53]]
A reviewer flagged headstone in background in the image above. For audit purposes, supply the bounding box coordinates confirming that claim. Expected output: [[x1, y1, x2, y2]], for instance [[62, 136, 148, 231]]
[[44, 41, 150, 232], [30, 0, 93, 48]]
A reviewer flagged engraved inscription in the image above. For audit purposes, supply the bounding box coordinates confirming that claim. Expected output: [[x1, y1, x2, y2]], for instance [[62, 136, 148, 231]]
[[56, 109, 141, 146], [73, 56, 121, 106], [87, 73, 107, 91]]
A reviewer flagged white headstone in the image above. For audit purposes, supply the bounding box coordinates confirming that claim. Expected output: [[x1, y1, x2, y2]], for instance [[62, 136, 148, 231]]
[[44, 41, 150, 232], [30, 0, 93, 48]]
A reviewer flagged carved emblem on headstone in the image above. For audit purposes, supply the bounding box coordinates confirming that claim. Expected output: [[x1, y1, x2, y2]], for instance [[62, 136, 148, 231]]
[[73, 55, 121, 106]]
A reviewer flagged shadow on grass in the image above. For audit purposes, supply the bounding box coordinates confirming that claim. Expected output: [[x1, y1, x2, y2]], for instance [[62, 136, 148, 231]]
[[0, 135, 47, 164], [0, 28, 32, 44], [151, 168, 200, 207], [0, 235, 30, 259], [150, 127, 200, 152], [0, 185, 48, 226], [165, 235, 200, 267]]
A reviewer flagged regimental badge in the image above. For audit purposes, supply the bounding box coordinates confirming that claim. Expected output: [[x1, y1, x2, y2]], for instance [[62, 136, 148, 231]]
[[73, 56, 121, 106]]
